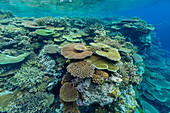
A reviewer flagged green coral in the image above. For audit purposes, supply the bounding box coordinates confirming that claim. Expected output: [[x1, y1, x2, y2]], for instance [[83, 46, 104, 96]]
[[90, 43, 121, 61], [7, 92, 52, 113], [85, 55, 119, 72], [0, 90, 20, 111], [62, 35, 80, 42], [0, 53, 30, 65], [35, 29, 55, 36], [13, 66, 44, 89]]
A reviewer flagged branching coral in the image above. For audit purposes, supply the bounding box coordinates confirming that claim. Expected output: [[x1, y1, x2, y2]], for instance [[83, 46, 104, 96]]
[[7, 92, 51, 113], [13, 66, 44, 89], [94, 35, 123, 49], [118, 62, 140, 84], [67, 61, 95, 78]]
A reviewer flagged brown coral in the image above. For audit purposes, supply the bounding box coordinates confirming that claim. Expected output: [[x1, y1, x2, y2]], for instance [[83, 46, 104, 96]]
[[92, 70, 108, 84], [85, 55, 119, 72], [61, 73, 74, 85], [60, 99, 80, 113], [61, 43, 93, 59], [118, 63, 139, 84], [60, 82, 79, 102], [44, 45, 59, 54], [67, 61, 95, 78], [90, 43, 121, 61]]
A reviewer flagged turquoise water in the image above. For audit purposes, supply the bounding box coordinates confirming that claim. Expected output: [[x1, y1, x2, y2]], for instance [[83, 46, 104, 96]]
[[0, 0, 170, 113]]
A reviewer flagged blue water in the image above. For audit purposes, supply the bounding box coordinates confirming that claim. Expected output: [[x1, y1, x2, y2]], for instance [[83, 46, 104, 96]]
[[116, 0, 170, 52], [0, 0, 169, 51]]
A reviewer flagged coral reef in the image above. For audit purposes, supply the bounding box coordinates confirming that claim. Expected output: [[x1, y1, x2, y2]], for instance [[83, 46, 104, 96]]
[[76, 78, 116, 107], [13, 66, 44, 90], [92, 70, 108, 84], [22, 21, 46, 30], [67, 61, 95, 78], [44, 44, 59, 54], [0, 10, 14, 20], [35, 29, 55, 36], [85, 55, 119, 72], [108, 17, 155, 50], [90, 43, 121, 61], [0, 90, 20, 111], [0, 14, 158, 113], [0, 53, 30, 65], [61, 43, 93, 59], [60, 82, 79, 102], [60, 99, 80, 113], [7, 92, 52, 113]]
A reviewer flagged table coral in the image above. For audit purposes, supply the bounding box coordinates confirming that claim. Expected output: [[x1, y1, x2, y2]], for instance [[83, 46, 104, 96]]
[[44, 44, 59, 54], [90, 43, 121, 61], [67, 61, 95, 78], [22, 21, 46, 29], [60, 99, 80, 113], [60, 82, 79, 102], [85, 55, 119, 72], [61, 43, 93, 59], [35, 29, 55, 36], [0, 53, 30, 65], [109, 17, 155, 50]]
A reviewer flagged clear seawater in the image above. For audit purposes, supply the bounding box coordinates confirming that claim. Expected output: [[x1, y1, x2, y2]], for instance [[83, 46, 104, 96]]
[[0, 0, 170, 51], [0, 0, 170, 113]]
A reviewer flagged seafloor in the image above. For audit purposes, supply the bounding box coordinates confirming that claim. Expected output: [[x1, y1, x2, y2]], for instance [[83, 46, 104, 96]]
[[0, 10, 170, 113]]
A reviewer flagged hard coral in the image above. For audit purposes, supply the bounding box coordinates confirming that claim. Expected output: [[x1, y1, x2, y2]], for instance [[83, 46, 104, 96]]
[[92, 70, 108, 84], [0, 53, 30, 65], [13, 66, 44, 89], [35, 29, 55, 36], [132, 53, 143, 63], [7, 92, 51, 113], [60, 82, 79, 102], [118, 63, 140, 84], [44, 44, 59, 54], [61, 43, 93, 59], [67, 61, 95, 78], [85, 55, 119, 72], [90, 43, 121, 61], [22, 21, 46, 29], [60, 99, 80, 113]]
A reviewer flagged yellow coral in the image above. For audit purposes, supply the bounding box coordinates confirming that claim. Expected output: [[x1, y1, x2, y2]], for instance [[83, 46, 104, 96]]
[[60, 82, 79, 102], [85, 55, 119, 72], [107, 87, 118, 98], [92, 70, 108, 84], [90, 43, 121, 61], [67, 61, 95, 78]]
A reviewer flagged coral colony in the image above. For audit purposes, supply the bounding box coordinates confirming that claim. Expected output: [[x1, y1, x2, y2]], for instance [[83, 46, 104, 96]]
[[0, 10, 169, 113]]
